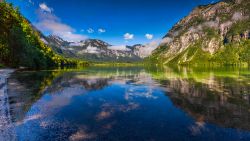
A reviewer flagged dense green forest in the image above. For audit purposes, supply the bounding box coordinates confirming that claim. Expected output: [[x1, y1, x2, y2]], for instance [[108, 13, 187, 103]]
[[0, 2, 88, 69]]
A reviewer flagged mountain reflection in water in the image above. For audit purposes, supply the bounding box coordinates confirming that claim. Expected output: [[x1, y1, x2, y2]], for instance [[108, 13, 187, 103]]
[[2, 66, 250, 141]]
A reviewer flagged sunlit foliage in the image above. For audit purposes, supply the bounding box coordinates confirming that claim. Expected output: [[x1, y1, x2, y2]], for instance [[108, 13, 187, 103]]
[[0, 2, 88, 69]]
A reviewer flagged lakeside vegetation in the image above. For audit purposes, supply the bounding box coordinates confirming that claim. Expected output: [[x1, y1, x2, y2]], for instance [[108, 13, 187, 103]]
[[91, 61, 145, 67]]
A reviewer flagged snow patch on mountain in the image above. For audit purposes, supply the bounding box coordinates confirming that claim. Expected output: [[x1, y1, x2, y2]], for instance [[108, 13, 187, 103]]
[[45, 35, 156, 61], [109, 45, 131, 51], [78, 46, 100, 54]]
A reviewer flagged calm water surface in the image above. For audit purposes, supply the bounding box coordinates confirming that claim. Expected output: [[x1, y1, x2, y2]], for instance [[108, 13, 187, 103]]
[[1, 66, 250, 141]]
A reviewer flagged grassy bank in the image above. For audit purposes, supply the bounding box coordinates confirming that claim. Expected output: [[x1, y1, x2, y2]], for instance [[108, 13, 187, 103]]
[[91, 62, 145, 67]]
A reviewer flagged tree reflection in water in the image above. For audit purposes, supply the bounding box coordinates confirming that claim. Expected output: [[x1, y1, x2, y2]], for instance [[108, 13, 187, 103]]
[[3, 66, 250, 141], [148, 66, 250, 131]]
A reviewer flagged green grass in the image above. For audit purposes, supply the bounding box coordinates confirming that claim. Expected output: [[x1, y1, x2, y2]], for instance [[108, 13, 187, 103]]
[[144, 45, 168, 64], [167, 41, 212, 66], [92, 62, 145, 67]]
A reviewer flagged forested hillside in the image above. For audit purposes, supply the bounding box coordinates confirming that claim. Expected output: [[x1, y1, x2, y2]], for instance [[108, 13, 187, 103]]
[[0, 2, 87, 69]]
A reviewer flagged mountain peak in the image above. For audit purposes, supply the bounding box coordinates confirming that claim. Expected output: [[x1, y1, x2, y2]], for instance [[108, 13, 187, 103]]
[[47, 35, 69, 47], [79, 39, 111, 47], [150, 0, 250, 65], [48, 35, 65, 42]]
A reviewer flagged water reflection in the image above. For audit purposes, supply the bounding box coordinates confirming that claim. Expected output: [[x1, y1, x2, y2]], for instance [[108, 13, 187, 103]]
[[148, 66, 250, 131], [8, 71, 63, 123], [3, 66, 250, 140]]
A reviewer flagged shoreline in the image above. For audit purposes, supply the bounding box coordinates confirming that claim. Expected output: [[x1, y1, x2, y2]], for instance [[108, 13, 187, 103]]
[[0, 69, 15, 78], [0, 69, 15, 88], [0, 69, 16, 141]]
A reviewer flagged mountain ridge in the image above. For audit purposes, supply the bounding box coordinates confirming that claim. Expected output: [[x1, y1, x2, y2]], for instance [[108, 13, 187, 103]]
[[43, 35, 154, 62], [149, 0, 250, 66]]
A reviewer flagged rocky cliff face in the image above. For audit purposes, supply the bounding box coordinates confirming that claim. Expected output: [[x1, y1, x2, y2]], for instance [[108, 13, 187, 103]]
[[150, 0, 250, 65]]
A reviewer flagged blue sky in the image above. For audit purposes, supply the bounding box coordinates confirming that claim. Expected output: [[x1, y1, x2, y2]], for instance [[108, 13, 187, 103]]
[[7, 0, 219, 45]]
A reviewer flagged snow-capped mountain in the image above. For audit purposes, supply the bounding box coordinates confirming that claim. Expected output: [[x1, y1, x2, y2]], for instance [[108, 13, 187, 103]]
[[43, 35, 156, 62], [47, 35, 70, 47]]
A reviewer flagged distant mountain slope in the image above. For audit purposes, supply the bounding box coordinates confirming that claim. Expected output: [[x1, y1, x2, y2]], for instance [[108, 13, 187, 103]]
[[44, 35, 154, 62], [0, 2, 84, 69], [149, 0, 250, 66]]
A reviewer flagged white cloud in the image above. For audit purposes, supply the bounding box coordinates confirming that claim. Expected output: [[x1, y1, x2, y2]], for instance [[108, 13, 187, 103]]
[[39, 3, 53, 13], [124, 33, 134, 40], [87, 28, 94, 33], [78, 46, 100, 54], [109, 45, 131, 51], [28, 0, 34, 5], [144, 40, 160, 52], [145, 34, 153, 40], [98, 28, 106, 33], [135, 40, 160, 58], [35, 9, 87, 42]]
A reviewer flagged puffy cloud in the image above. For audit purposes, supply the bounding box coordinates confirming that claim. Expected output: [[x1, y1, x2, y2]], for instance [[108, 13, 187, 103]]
[[87, 28, 94, 33], [139, 40, 160, 57], [145, 34, 153, 40], [124, 33, 134, 40], [35, 8, 87, 42], [109, 45, 131, 51], [98, 28, 106, 33], [39, 3, 53, 13], [78, 46, 100, 54]]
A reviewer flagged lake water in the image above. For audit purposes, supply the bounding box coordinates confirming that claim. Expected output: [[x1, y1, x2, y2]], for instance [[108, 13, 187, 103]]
[[1, 66, 250, 141]]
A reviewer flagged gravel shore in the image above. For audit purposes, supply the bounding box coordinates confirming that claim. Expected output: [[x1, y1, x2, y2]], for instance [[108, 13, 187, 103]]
[[0, 69, 15, 78], [0, 69, 16, 141]]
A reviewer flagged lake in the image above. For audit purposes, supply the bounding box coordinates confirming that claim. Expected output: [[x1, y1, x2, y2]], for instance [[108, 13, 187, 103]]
[[1, 66, 250, 141]]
